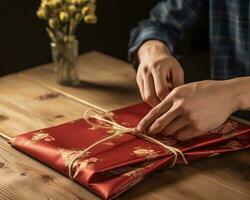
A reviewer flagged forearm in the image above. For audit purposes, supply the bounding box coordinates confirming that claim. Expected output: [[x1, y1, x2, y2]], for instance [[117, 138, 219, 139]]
[[229, 77, 250, 111]]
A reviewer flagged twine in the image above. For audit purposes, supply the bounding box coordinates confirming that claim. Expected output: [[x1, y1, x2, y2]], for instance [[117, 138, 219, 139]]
[[68, 109, 188, 179]]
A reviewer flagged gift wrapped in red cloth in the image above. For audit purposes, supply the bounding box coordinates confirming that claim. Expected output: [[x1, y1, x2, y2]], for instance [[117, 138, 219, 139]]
[[9, 103, 250, 199]]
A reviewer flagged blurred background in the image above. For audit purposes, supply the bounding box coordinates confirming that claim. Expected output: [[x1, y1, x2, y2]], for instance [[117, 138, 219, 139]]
[[0, 0, 209, 82]]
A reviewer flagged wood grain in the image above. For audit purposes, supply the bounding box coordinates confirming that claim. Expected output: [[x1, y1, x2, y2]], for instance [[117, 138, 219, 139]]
[[0, 98, 46, 137], [0, 138, 100, 200], [191, 151, 250, 197], [0, 74, 91, 137], [121, 158, 250, 200], [0, 51, 249, 200], [19, 51, 141, 111]]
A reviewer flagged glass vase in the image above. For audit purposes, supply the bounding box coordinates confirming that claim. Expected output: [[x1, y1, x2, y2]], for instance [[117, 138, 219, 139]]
[[50, 40, 80, 86]]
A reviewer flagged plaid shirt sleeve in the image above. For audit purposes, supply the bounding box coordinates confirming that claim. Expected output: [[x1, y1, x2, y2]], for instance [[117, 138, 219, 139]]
[[128, 0, 204, 67]]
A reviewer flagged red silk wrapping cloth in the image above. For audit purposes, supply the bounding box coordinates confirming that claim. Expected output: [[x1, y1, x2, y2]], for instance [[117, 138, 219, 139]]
[[9, 103, 250, 199]]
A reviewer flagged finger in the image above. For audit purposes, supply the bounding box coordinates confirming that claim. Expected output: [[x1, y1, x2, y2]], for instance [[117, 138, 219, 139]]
[[147, 106, 181, 135], [137, 100, 172, 132], [143, 73, 160, 107], [171, 62, 184, 88], [174, 126, 200, 141], [162, 116, 190, 136], [136, 75, 145, 101], [151, 67, 169, 100], [167, 82, 173, 90]]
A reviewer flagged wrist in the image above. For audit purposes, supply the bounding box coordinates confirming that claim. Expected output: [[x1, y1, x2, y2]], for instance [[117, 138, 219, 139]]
[[226, 77, 250, 111], [137, 40, 171, 62]]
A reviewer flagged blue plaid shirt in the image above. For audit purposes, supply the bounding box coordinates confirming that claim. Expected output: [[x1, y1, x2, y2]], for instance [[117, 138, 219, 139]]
[[128, 0, 250, 80]]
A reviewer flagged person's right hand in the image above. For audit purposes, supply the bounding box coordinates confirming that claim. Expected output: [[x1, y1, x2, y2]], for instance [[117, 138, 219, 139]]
[[137, 40, 185, 107]]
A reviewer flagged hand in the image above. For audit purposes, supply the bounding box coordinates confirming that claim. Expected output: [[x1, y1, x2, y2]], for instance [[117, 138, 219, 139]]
[[137, 79, 241, 140], [136, 40, 184, 107]]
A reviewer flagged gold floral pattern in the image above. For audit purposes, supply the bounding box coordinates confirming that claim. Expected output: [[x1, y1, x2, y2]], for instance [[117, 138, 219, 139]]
[[30, 131, 55, 144], [58, 148, 90, 168], [74, 157, 102, 178], [89, 112, 116, 131], [77, 158, 100, 170], [123, 162, 155, 177], [157, 136, 178, 146], [209, 120, 238, 138], [222, 140, 242, 150], [87, 111, 130, 138], [123, 168, 144, 178], [58, 148, 102, 178], [132, 147, 161, 159], [222, 131, 236, 139], [208, 152, 220, 158]]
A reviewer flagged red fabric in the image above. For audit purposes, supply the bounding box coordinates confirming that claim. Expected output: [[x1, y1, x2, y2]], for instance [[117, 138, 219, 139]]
[[10, 103, 250, 199]]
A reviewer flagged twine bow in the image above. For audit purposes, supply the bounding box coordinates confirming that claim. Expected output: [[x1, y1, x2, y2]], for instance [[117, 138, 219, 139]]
[[68, 109, 188, 179]]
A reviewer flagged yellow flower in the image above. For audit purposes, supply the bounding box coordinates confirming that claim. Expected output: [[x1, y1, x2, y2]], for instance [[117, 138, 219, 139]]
[[74, 13, 82, 21], [68, 5, 77, 14], [48, 18, 59, 29], [69, 0, 88, 6], [36, 8, 49, 19], [78, 0, 85, 4], [84, 14, 97, 24], [87, 4, 96, 14], [68, 0, 79, 4], [81, 0, 89, 3], [37, 0, 97, 42], [41, 1, 48, 8], [41, 1, 52, 9], [81, 6, 89, 15], [59, 11, 69, 22], [51, 0, 62, 8]]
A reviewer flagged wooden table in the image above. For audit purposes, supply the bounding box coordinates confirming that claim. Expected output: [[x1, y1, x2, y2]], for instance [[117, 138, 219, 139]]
[[0, 51, 249, 200]]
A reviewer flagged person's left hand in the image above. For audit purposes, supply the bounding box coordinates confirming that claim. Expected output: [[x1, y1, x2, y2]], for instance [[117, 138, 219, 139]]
[[137, 79, 241, 140]]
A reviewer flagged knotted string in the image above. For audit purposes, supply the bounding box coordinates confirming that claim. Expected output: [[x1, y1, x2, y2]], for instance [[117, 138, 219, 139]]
[[68, 109, 188, 179]]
